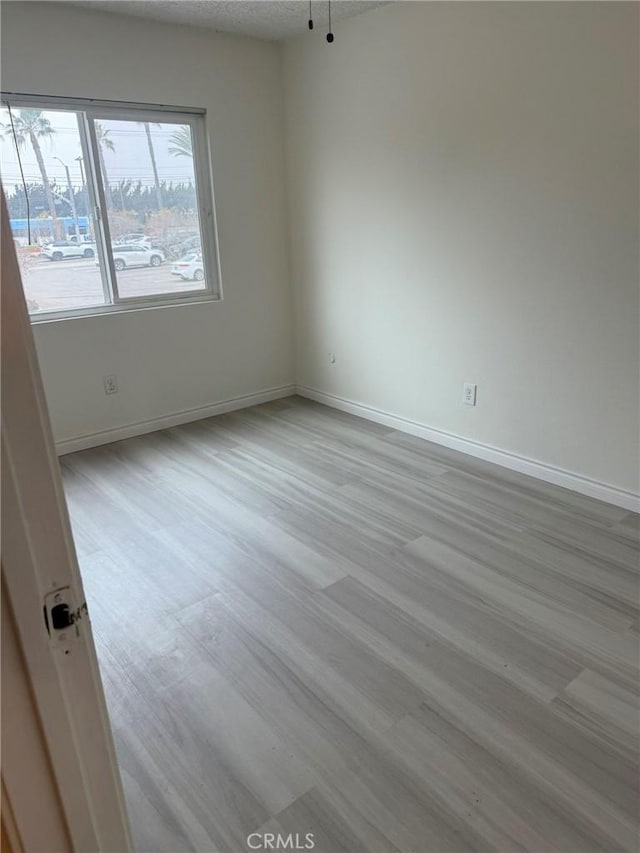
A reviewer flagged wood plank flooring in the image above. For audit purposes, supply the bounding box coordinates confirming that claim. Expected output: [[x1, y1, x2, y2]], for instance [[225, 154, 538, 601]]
[[60, 396, 640, 853]]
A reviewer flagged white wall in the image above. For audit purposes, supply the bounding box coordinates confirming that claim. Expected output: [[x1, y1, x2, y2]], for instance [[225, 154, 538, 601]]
[[284, 1, 639, 496], [1, 1, 294, 446], [3, 2, 638, 499]]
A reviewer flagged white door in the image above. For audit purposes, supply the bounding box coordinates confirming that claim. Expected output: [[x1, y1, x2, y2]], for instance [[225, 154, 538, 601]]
[[1, 188, 133, 852]]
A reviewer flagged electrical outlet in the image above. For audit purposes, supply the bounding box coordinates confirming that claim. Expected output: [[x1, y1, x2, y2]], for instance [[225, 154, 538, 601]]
[[462, 382, 477, 406], [103, 374, 118, 395]]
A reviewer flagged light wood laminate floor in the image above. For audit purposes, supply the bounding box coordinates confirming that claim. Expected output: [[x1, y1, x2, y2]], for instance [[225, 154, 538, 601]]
[[61, 396, 640, 853]]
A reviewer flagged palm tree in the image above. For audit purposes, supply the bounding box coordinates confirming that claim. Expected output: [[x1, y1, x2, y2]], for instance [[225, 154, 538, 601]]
[[4, 109, 58, 227], [139, 122, 163, 210], [168, 126, 192, 159], [95, 122, 116, 210]]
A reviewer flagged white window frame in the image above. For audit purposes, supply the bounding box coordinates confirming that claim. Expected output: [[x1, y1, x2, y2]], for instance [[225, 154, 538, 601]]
[[1, 92, 222, 322]]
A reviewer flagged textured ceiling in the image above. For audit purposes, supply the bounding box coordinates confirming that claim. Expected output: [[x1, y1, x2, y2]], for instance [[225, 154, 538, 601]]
[[67, 1, 388, 41]]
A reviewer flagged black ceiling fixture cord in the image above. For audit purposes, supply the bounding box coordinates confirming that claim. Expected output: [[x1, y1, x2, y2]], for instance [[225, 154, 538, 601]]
[[308, 0, 313, 29], [327, 0, 334, 42], [7, 103, 32, 245]]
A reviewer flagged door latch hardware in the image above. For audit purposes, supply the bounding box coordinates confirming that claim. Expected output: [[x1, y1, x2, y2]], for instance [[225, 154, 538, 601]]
[[51, 602, 73, 630], [43, 587, 88, 653]]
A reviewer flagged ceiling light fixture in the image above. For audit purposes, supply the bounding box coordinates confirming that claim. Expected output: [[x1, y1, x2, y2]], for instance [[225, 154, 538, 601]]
[[307, 0, 334, 43], [326, 0, 334, 42]]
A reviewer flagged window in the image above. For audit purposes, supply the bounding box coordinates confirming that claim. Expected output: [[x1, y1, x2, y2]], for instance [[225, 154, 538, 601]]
[[0, 95, 220, 320]]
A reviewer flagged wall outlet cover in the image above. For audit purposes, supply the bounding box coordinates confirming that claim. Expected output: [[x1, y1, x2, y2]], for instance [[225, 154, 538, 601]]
[[103, 375, 118, 395], [463, 382, 477, 406]]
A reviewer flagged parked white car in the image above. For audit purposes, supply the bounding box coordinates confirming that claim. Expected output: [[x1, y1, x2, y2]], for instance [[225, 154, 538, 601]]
[[171, 253, 204, 282], [105, 245, 165, 271], [42, 241, 95, 261]]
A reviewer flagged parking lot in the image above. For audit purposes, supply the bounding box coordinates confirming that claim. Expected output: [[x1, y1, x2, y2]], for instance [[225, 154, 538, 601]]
[[21, 256, 205, 314]]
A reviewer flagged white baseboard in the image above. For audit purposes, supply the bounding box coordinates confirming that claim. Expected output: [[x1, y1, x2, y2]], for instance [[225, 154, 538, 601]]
[[56, 380, 638, 512], [55, 384, 296, 455], [297, 385, 639, 513]]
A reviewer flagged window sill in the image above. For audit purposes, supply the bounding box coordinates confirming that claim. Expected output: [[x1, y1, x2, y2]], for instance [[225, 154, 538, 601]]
[[29, 292, 221, 324]]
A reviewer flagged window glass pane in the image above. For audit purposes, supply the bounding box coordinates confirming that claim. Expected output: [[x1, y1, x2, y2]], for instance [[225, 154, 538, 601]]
[[0, 108, 106, 315], [94, 119, 207, 298]]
